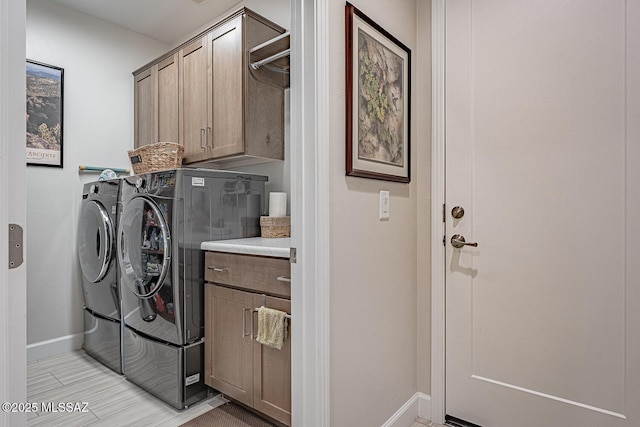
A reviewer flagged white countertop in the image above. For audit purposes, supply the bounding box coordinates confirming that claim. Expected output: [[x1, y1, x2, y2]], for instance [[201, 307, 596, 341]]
[[201, 237, 291, 258]]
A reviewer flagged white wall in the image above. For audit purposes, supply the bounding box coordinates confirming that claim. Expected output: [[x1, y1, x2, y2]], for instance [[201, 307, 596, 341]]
[[25, 0, 169, 355], [327, 0, 431, 425]]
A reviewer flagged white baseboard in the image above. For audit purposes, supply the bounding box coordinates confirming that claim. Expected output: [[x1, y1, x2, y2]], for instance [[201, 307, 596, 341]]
[[26, 333, 83, 362], [382, 392, 432, 427]]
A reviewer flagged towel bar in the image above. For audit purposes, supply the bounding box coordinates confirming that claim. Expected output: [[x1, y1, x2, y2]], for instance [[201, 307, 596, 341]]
[[78, 165, 130, 174], [254, 307, 291, 319]]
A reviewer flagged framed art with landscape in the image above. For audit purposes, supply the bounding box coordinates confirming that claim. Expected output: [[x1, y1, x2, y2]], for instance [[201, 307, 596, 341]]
[[26, 60, 64, 168], [345, 2, 411, 183]]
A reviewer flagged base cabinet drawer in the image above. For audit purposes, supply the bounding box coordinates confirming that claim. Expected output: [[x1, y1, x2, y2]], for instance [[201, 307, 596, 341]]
[[204, 251, 291, 298], [205, 284, 291, 426]]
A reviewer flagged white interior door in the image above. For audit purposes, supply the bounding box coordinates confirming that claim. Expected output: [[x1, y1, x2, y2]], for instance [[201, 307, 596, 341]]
[[445, 1, 640, 426], [0, 0, 27, 426]]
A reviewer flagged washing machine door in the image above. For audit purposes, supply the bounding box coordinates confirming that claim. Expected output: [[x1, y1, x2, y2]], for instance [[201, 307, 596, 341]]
[[78, 200, 114, 283], [118, 196, 171, 299]]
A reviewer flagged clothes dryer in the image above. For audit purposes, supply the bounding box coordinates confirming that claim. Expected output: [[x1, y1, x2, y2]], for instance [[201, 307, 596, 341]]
[[77, 179, 122, 373], [117, 168, 266, 409]]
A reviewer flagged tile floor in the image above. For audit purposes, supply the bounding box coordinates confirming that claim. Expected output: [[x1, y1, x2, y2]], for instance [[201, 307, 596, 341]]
[[27, 350, 444, 427], [412, 419, 446, 427], [27, 350, 226, 426]]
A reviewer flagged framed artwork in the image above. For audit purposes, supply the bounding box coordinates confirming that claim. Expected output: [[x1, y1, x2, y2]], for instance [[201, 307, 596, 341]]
[[345, 3, 411, 183], [26, 60, 64, 167]]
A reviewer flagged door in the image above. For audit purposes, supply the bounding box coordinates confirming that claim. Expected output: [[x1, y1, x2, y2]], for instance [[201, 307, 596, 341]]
[[253, 294, 292, 426], [445, 1, 640, 426], [157, 53, 179, 144], [1, 0, 27, 425], [118, 196, 179, 344], [205, 284, 254, 406], [208, 16, 244, 159], [134, 67, 156, 147], [77, 199, 118, 318], [179, 36, 209, 163]]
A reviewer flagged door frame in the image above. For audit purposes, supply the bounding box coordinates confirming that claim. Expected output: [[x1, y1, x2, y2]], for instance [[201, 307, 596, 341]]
[[290, 0, 331, 426], [0, 0, 27, 425], [430, 0, 446, 424]]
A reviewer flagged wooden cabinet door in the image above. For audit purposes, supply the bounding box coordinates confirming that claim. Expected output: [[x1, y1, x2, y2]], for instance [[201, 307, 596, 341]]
[[252, 294, 291, 426], [205, 285, 254, 407], [134, 67, 156, 147], [208, 15, 244, 159], [156, 53, 179, 144], [179, 37, 209, 163]]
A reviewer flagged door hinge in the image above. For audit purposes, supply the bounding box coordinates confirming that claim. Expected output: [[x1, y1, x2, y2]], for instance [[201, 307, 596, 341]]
[[442, 203, 446, 223], [443, 235, 446, 246], [290, 247, 297, 264], [9, 224, 24, 269]]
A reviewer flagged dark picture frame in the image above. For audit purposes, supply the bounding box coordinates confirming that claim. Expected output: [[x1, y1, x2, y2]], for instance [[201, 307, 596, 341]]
[[345, 2, 411, 183], [26, 60, 64, 168]]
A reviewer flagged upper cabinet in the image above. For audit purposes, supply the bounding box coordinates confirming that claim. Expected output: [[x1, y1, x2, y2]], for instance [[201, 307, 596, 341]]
[[134, 53, 179, 148], [133, 8, 289, 168]]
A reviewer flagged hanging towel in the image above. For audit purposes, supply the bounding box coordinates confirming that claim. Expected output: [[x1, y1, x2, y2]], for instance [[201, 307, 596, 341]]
[[256, 306, 288, 350]]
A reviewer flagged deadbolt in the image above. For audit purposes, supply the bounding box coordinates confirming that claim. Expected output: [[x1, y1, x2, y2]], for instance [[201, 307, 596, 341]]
[[451, 206, 465, 219]]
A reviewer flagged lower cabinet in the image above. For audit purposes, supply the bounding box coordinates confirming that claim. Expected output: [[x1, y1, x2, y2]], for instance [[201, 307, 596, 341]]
[[205, 284, 291, 426]]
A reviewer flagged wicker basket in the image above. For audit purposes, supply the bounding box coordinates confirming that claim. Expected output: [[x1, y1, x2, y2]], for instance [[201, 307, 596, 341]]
[[128, 142, 184, 174], [260, 216, 291, 238]]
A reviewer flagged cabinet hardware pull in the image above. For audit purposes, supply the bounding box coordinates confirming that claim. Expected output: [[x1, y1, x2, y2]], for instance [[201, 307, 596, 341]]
[[242, 308, 250, 337], [206, 127, 211, 148], [250, 309, 257, 340], [200, 128, 205, 149], [207, 266, 229, 273], [276, 276, 291, 283]]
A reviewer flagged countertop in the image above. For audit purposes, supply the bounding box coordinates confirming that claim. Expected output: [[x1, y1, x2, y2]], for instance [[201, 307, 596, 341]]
[[201, 237, 291, 258]]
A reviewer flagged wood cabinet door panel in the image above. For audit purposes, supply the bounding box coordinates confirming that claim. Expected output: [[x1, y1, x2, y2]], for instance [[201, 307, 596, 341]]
[[157, 53, 178, 144], [208, 16, 244, 158], [134, 68, 156, 147], [180, 37, 209, 163], [252, 295, 291, 426], [205, 284, 254, 406]]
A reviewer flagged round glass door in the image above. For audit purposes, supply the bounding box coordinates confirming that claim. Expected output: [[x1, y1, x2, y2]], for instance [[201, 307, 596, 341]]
[[78, 201, 113, 283], [118, 196, 170, 298]]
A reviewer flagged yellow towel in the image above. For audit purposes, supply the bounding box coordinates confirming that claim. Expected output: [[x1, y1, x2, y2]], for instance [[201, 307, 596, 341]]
[[256, 306, 288, 350]]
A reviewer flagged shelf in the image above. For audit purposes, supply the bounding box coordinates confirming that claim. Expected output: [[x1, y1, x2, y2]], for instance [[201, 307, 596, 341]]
[[249, 32, 290, 88]]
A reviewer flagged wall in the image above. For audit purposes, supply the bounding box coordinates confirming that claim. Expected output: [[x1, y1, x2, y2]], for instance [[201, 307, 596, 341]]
[[25, 0, 169, 357], [328, 0, 431, 425]]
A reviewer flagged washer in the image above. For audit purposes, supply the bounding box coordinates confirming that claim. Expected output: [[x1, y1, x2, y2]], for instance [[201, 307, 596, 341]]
[[117, 168, 266, 409], [77, 178, 122, 373]]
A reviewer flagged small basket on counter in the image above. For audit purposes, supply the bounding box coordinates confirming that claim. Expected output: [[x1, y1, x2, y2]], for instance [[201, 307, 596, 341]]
[[127, 142, 184, 174], [260, 216, 291, 238]]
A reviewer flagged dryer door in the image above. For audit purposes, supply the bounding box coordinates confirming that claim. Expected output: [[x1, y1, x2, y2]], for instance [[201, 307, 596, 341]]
[[118, 196, 171, 299], [78, 200, 114, 283], [78, 200, 120, 319]]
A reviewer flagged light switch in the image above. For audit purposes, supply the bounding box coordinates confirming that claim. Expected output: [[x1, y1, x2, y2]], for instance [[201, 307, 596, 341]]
[[379, 190, 390, 220]]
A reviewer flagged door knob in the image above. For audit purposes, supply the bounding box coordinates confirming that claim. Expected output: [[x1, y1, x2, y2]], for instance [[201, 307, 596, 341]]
[[451, 234, 478, 248]]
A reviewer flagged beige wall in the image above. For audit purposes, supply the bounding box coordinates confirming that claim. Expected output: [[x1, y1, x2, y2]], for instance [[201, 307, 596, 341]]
[[328, 0, 431, 424]]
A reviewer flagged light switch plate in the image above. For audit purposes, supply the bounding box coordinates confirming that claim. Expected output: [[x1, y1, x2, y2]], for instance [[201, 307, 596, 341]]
[[379, 190, 390, 220]]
